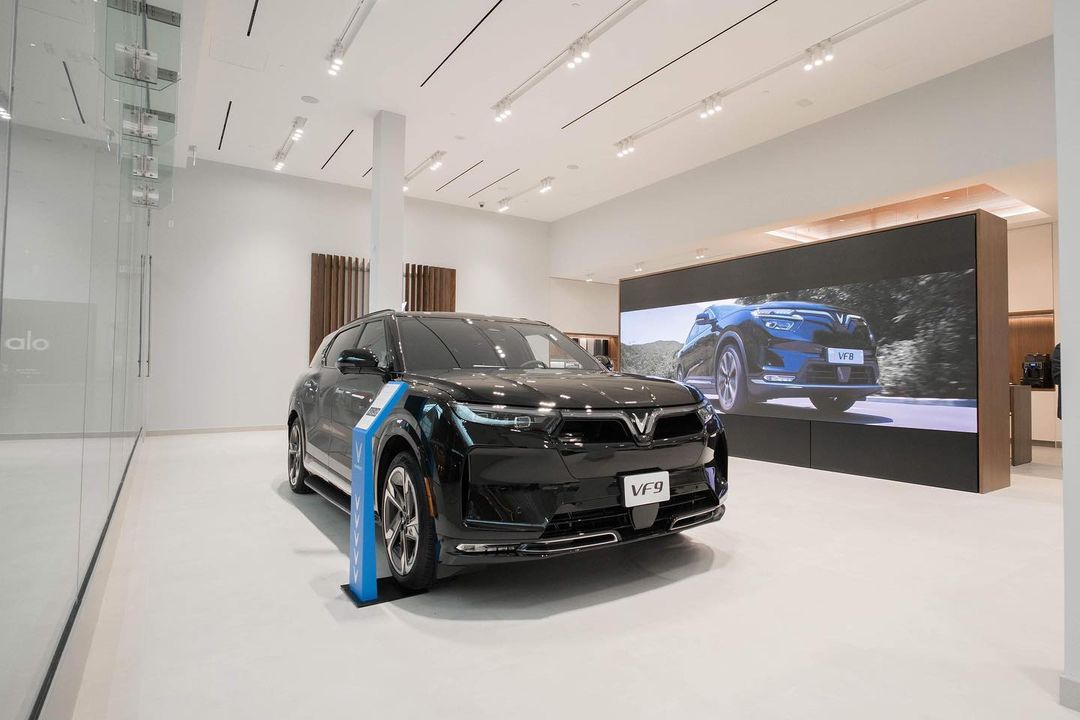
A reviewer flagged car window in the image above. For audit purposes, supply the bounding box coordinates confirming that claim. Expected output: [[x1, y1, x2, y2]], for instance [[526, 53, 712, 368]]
[[325, 325, 363, 367], [685, 323, 706, 344], [397, 317, 600, 371], [356, 320, 391, 369]]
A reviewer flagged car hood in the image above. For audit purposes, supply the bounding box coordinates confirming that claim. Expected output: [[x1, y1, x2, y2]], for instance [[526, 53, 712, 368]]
[[408, 369, 698, 410]]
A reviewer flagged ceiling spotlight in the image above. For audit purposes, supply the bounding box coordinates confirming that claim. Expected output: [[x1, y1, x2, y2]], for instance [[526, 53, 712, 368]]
[[586, 273, 594, 283], [814, 45, 824, 67], [567, 37, 591, 70], [539, 176, 554, 194], [498, 200, 511, 213], [328, 43, 346, 76], [274, 161, 285, 172], [429, 151, 445, 171], [493, 99, 513, 122], [803, 50, 814, 71], [823, 39, 835, 62], [699, 101, 709, 119], [695, 248, 706, 260], [634, 263, 643, 273], [402, 185, 409, 192]]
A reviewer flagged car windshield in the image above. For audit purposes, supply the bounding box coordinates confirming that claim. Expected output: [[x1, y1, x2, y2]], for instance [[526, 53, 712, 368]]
[[397, 317, 602, 372]]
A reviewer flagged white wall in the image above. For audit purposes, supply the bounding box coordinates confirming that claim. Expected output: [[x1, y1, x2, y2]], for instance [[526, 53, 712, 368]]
[[1007, 222, 1061, 443], [148, 160, 549, 432], [547, 278, 618, 336], [549, 39, 1055, 280], [1054, 0, 1080, 710]]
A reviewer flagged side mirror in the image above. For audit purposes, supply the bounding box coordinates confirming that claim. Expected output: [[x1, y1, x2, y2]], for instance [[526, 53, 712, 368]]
[[694, 312, 713, 326], [594, 354, 614, 371], [337, 347, 380, 374]]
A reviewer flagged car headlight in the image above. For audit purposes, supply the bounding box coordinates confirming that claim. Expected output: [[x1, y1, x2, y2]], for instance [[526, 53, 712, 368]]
[[451, 403, 562, 434], [696, 400, 717, 425], [751, 308, 802, 332]]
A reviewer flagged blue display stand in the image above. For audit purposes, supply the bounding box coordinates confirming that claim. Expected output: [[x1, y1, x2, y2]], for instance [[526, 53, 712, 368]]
[[342, 380, 414, 607]]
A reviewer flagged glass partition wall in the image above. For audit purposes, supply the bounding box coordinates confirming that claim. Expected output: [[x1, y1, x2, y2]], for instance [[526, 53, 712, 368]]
[[0, 1, 180, 717]]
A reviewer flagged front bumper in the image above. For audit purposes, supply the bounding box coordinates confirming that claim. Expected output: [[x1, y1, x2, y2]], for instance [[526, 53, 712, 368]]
[[441, 488, 726, 564]]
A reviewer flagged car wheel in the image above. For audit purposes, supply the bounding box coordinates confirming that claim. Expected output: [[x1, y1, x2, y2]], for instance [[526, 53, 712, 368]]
[[715, 344, 748, 413], [381, 452, 438, 590], [810, 395, 857, 413], [288, 419, 313, 494]]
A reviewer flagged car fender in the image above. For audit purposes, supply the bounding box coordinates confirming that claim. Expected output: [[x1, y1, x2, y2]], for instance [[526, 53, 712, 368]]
[[716, 330, 747, 367]]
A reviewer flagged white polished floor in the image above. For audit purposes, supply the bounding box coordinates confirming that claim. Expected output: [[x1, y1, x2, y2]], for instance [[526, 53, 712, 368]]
[[42, 432, 1071, 719]]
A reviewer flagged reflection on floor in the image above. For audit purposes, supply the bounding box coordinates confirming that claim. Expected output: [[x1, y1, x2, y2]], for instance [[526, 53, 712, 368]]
[[42, 433, 1069, 719]]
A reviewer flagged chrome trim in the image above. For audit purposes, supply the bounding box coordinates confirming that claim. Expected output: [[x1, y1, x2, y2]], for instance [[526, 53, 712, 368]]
[[749, 380, 881, 391], [670, 506, 719, 531], [305, 455, 352, 494], [518, 530, 620, 555]]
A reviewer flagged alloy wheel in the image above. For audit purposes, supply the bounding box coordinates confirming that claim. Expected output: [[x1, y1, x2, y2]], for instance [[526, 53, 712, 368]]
[[288, 423, 301, 487], [382, 465, 420, 576], [717, 348, 739, 411]]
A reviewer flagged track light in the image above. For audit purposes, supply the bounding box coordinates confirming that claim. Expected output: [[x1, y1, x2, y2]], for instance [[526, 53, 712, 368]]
[[566, 36, 591, 69], [493, 98, 513, 122], [803, 51, 813, 71], [272, 117, 306, 172], [326, 1, 378, 77], [695, 248, 706, 260], [823, 39, 835, 62], [402, 150, 448, 191], [634, 263, 643, 273], [586, 273, 594, 283], [498, 199, 510, 213], [539, 176, 554, 194], [699, 93, 722, 119], [615, 138, 636, 158], [814, 45, 824, 67]]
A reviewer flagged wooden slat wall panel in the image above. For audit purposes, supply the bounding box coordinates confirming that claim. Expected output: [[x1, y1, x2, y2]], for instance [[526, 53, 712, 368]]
[[309, 253, 371, 360], [402, 263, 457, 312]]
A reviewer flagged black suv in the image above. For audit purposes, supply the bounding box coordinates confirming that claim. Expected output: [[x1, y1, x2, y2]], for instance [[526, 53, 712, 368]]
[[675, 301, 882, 414], [288, 311, 728, 590]]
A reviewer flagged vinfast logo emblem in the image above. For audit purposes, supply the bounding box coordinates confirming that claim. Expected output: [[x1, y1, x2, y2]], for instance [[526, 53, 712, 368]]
[[627, 410, 656, 437]]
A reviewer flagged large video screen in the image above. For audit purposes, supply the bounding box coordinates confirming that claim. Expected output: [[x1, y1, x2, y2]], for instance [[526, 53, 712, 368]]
[[621, 246, 978, 434]]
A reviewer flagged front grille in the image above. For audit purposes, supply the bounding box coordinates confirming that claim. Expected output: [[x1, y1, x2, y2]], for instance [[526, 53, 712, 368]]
[[541, 487, 719, 539], [558, 419, 632, 445], [653, 412, 704, 440], [804, 363, 876, 385]]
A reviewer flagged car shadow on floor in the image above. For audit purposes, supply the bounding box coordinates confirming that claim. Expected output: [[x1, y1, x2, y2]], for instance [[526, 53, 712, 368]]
[[399, 533, 726, 621], [276, 477, 728, 620]]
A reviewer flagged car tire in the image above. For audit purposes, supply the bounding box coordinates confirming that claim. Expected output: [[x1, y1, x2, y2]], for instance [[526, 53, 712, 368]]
[[288, 419, 314, 494], [381, 451, 438, 591], [715, 344, 748, 413], [810, 395, 858, 413]]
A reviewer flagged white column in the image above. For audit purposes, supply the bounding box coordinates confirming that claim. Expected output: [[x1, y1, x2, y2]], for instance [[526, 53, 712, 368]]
[[369, 111, 406, 312], [1056, 0, 1080, 711]]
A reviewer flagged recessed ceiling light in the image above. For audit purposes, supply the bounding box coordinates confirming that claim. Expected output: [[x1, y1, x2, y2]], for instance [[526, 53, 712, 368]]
[[567, 164, 580, 170], [454, 135, 466, 140], [301, 95, 319, 104], [942, 195, 951, 200]]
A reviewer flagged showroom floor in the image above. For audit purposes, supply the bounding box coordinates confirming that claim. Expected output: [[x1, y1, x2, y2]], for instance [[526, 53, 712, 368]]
[[42, 432, 1071, 719]]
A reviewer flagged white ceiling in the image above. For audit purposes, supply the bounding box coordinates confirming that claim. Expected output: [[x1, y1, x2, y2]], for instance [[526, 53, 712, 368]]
[[12, 0, 1053, 222], [181, 0, 1051, 221]]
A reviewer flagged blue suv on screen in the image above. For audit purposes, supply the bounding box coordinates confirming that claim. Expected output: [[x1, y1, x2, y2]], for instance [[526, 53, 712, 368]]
[[675, 301, 882, 414]]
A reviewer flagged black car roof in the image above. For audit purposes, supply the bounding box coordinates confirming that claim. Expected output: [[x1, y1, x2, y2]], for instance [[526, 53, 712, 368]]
[[343, 309, 547, 329]]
